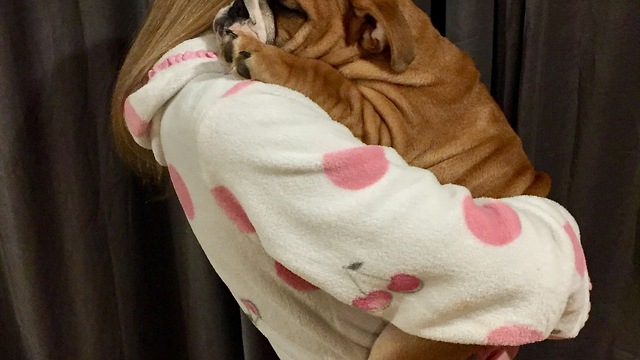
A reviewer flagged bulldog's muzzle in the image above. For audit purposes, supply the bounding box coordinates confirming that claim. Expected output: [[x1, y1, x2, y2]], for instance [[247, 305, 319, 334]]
[[213, 0, 276, 44]]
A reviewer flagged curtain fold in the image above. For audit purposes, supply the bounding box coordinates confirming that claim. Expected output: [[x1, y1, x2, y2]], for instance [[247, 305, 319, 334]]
[[491, 0, 525, 128], [1, 0, 637, 359], [445, 0, 495, 88], [1, 0, 120, 358], [515, 2, 640, 359]]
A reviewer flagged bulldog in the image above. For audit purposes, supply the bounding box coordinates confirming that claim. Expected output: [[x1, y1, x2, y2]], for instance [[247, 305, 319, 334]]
[[213, 0, 551, 358]]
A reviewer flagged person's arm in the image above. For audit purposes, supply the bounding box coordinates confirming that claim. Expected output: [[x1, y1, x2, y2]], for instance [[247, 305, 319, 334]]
[[186, 80, 589, 346]]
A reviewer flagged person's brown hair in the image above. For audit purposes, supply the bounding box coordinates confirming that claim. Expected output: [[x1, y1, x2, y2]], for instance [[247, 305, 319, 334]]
[[111, 0, 227, 183]]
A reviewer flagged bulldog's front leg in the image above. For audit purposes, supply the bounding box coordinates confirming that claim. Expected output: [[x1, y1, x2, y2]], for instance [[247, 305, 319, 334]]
[[220, 30, 282, 81], [220, 31, 376, 142]]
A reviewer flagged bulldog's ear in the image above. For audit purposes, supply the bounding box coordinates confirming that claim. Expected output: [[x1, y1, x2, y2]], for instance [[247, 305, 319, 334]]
[[349, 0, 416, 72]]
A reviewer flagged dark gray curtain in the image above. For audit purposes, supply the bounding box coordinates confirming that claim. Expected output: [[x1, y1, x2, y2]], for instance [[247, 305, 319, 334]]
[[1, 0, 637, 359]]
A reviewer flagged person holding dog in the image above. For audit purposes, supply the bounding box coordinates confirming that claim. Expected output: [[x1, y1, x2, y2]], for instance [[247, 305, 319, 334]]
[[112, 1, 591, 359]]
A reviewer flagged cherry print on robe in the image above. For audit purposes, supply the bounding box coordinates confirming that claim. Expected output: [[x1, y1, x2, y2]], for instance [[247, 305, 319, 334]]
[[168, 165, 195, 220], [274, 261, 319, 291], [564, 222, 587, 277], [345, 262, 393, 311], [463, 196, 522, 246], [352, 290, 393, 312], [346, 262, 424, 294], [123, 98, 149, 137], [322, 146, 389, 190], [211, 186, 256, 234], [485, 325, 544, 346], [344, 262, 423, 312], [387, 273, 424, 293], [241, 299, 261, 324]]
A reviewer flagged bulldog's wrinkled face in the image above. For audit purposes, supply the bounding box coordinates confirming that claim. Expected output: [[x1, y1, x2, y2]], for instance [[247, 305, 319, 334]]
[[213, 0, 308, 47], [213, 0, 416, 72]]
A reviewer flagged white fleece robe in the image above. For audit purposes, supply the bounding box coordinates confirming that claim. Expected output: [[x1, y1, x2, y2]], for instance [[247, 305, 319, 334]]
[[123, 34, 591, 360]]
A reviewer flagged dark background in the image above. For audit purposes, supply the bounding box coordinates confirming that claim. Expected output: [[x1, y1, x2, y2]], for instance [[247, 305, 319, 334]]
[[1, 0, 638, 359]]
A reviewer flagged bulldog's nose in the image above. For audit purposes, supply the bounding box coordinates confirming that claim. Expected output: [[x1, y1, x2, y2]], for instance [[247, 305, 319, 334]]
[[228, 0, 250, 20]]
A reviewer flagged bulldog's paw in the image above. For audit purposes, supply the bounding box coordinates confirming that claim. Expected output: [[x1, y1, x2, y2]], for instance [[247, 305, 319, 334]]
[[221, 30, 276, 80]]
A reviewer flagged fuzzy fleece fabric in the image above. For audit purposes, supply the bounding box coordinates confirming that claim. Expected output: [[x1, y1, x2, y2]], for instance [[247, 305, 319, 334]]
[[123, 34, 590, 360]]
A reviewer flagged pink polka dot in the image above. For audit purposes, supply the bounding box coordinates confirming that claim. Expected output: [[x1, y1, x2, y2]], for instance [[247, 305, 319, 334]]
[[168, 165, 195, 220], [211, 186, 255, 234], [221, 80, 254, 98], [352, 290, 392, 312], [240, 299, 261, 323], [123, 98, 149, 137], [486, 325, 544, 346], [564, 222, 587, 277], [241, 299, 260, 317], [275, 262, 319, 291], [463, 197, 521, 246], [322, 146, 389, 190]]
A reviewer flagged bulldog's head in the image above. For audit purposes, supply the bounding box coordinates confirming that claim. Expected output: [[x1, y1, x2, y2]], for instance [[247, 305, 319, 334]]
[[213, 0, 417, 72]]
